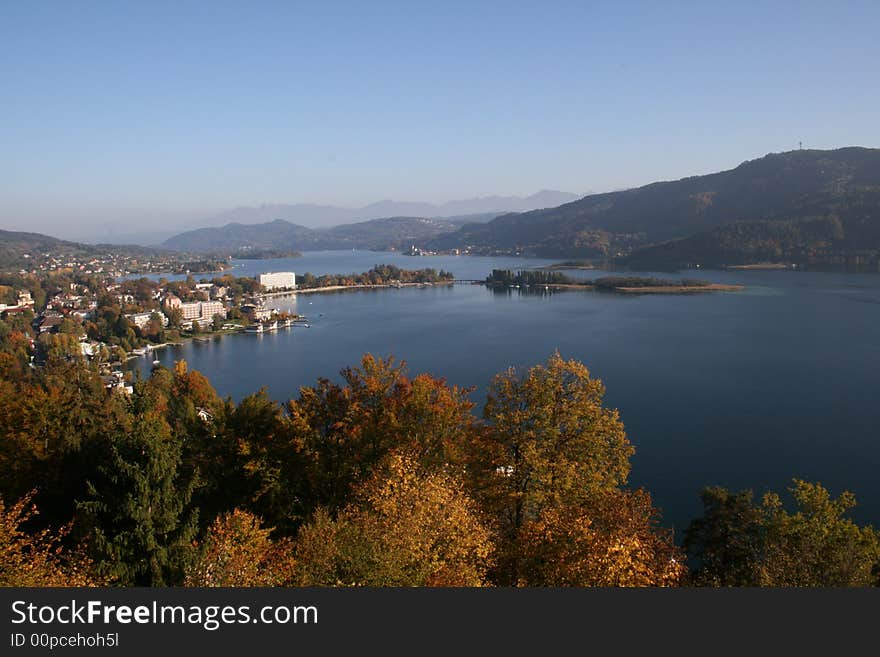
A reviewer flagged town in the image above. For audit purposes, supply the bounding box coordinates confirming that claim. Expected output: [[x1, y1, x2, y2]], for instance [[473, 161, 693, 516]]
[[0, 264, 453, 394], [1, 236, 231, 278]]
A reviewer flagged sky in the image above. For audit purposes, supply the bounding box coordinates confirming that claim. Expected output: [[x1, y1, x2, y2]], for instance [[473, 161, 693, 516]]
[[2, 0, 879, 240]]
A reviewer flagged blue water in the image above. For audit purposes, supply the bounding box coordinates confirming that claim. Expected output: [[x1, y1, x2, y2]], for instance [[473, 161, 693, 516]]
[[130, 252, 880, 532]]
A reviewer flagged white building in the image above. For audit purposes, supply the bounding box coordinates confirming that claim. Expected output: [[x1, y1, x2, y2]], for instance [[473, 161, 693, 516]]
[[259, 272, 296, 291], [125, 312, 169, 330]]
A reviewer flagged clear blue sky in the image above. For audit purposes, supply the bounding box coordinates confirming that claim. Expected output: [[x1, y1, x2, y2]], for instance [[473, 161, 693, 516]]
[[2, 0, 878, 238]]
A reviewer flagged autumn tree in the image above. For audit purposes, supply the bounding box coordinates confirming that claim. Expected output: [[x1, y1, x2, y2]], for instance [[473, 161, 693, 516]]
[[0, 493, 98, 586], [476, 352, 634, 584], [0, 359, 129, 530], [389, 372, 478, 471], [184, 509, 295, 586], [518, 489, 685, 587], [288, 354, 478, 515], [295, 454, 494, 586], [141, 313, 165, 342], [165, 306, 183, 329]]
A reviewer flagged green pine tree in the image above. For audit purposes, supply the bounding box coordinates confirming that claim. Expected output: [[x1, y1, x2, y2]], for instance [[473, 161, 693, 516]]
[[77, 385, 199, 585]]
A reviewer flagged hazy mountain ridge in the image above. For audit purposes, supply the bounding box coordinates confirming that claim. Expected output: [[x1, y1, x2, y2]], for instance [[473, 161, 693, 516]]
[[161, 215, 475, 253], [201, 190, 581, 229], [426, 148, 880, 265]]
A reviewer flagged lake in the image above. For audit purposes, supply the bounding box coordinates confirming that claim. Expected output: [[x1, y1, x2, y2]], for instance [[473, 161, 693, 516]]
[[130, 251, 880, 533]]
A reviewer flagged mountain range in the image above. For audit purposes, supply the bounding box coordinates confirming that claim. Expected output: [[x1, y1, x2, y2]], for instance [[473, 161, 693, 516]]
[[161, 215, 490, 253], [8, 149, 880, 270], [426, 147, 880, 268], [199, 190, 582, 230]]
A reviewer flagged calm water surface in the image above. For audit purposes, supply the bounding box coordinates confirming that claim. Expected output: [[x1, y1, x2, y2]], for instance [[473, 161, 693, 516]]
[[131, 252, 880, 531]]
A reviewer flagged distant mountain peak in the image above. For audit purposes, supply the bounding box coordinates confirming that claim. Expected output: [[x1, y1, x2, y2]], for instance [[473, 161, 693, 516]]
[[197, 191, 581, 230]]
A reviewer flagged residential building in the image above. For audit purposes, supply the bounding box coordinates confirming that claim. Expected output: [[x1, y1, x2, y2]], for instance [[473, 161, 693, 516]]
[[17, 291, 34, 307], [241, 304, 273, 321], [125, 312, 169, 330], [179, 301, 203, 321], [200, 301, 225, 318], [37, 316, 64, 333], [179, 300, 227, 325]]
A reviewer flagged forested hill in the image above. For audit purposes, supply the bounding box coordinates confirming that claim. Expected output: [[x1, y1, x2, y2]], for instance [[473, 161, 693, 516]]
[[1, 229, 74, 251], [162, 219, 318, 252], [0, 230, 101, 269], [162, 216, 470, 253], [427, 147, 880, 266], [625, 188, 880, 269]]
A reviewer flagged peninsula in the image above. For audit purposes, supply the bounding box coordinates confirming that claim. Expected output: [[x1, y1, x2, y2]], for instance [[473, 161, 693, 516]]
[[485, 270, 744, 294]]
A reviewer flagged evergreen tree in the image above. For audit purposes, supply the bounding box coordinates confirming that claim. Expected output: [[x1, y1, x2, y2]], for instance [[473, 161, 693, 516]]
[[77, 385, 198, 585]]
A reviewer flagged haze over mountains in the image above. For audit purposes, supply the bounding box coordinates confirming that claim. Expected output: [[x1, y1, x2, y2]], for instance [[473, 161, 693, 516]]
[[73, 190, 580, 246], [7, 149, 880, 271], [162, 216, 492, 253], [157, 147, 880, 269], [160, 190, 581, 253], [200, 190, 582, 230]]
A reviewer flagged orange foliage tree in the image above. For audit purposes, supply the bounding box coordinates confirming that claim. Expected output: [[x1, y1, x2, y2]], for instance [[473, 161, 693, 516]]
[[475, 352, 635, 584], [184, 509, 295, 586], [518, 489, 685, 587], [288, 354, 478, 515]]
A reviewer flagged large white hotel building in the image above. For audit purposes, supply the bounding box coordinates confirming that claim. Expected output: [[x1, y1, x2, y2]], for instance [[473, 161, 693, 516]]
[[259, 272, 296, 290]]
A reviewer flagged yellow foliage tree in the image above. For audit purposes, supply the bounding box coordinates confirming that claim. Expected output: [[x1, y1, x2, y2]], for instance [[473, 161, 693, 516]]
[[518, 489, 686, 587], [184, 509, 296, 586], [295, 453, 494, 586], [476, 352, 634, 583], [0, 493, 98, 586]]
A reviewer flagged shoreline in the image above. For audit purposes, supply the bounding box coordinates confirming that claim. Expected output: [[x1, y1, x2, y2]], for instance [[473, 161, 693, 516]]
[[724, 263, 791, 270], [614, 283, 745, 294], [539, 264, 597, 271], [489, 282, 745, 294], [123, 282, 452, 362], [260, 280, 453, 298]]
